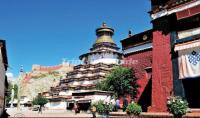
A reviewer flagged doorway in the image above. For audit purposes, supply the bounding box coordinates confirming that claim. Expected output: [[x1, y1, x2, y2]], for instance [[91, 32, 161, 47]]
[[138, 78, 152, 112], [182, 78, 200, 108]]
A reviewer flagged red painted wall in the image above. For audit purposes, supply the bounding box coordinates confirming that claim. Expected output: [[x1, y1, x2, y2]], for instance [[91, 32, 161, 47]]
[[123, 49, 152, 101], [122, 31, 174, 112], [148, 31, 173, 112]]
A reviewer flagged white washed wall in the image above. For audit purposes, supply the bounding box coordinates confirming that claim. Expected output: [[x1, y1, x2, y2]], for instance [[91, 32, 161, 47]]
[[92, 95, 108, 103], [46, 102, 66, 110], [87, 53, 119, 64], [67, 79, 102, 87], [59, 90, 74, 96]]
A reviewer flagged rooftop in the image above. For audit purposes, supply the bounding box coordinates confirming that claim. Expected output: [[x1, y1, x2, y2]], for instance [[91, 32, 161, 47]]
[[121, 29, 153, 50]]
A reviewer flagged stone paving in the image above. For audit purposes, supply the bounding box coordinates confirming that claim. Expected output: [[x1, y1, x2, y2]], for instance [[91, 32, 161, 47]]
[[7, 108, 95, 117], [6, 108, 200, 118]]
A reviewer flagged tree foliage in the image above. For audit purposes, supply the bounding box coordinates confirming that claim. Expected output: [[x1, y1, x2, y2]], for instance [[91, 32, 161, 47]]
[[13, 84, 18, 98], [126, 103, 142, 116], [32, 95, 48, 106], [5, 82, 18, 104], [96, 66, 139, 98], [92, 100, 112, 114]]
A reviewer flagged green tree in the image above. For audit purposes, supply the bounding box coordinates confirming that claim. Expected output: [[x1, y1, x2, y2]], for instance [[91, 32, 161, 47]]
[[13, 84, 18, 98], [5, 82, 18, 104], [96, 66, 139, 98], [32, 95, 48, 106]]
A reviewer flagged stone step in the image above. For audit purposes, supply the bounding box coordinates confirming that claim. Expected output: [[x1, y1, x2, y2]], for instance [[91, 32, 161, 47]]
[[191, 109, 200, 113], [109, 112, 200, 118]]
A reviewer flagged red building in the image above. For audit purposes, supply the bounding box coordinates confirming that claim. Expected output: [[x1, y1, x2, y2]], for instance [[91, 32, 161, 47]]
[[121, 0, 200, 112], [121, 30, 153, 112]]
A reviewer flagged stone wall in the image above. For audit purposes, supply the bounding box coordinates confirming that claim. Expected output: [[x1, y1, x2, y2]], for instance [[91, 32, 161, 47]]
[[0, 49, 6, 116]]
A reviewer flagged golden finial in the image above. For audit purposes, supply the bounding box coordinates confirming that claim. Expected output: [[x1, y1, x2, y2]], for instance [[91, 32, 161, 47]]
[[102, 22, 107, 27], [128, 29, 132, 37]]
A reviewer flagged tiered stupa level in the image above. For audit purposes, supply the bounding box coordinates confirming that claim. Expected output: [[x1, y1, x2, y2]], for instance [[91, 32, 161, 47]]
[[80, 22, 121, 65], [48, 23, 122, 98]]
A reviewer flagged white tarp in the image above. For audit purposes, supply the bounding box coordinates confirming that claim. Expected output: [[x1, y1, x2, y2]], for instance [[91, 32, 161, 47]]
[[178, 46, 200, 79], [177, 27, 200, 39]]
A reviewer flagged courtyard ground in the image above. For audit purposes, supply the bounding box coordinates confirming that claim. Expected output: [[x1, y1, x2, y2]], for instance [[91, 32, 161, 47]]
[[7, 108, 94, 117], [6, 108, 200, 118]]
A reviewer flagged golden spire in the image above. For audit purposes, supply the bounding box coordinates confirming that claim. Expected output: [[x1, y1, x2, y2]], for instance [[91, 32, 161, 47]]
[[102, 22, 107, 27]]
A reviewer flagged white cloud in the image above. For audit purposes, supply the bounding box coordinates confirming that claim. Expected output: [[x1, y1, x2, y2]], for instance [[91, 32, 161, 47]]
[[6, 72, 16, 81], [6, 72, 13, 78]]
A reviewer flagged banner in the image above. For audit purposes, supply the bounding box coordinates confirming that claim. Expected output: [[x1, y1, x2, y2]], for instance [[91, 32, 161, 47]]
[[178, 47, 200, 79]]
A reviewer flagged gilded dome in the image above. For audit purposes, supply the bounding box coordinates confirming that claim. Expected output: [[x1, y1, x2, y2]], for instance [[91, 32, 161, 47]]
[[95, 22, 115, 44], [95, 35, 115, 44]]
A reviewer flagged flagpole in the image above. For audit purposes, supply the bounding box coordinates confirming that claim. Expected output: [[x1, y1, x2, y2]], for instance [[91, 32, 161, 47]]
[[17, 65, 23, 110]]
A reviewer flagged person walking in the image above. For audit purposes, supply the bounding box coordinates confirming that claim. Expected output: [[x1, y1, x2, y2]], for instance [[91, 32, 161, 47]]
[[115, 98, 120, 111], [74, 102, 80, 114], [91, 105, 97, 118], [74, 102, 78, 115], [110, 97, 116, 111], [123, 96, 128, 112], [38, 105, 42, 114]]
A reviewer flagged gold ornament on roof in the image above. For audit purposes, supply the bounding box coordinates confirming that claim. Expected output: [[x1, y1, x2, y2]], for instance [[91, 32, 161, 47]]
[[95, 36, 115, 44], [102, 22, 107, 27], [95, 22, 115, 44], [143, 35, 148, 41]]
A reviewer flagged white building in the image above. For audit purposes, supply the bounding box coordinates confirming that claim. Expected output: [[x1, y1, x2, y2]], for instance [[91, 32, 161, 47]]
[[45, 23, 122, 110], [0, 40, 8, 117]]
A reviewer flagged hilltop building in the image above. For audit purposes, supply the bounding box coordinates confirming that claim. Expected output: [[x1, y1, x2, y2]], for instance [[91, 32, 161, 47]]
[[19, 62, 73, 103], [45, 23, 122, 110], [121, 0, 200, 112]]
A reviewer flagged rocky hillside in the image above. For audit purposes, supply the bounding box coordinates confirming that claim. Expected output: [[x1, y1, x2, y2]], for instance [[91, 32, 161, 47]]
[[20, 63, 73, 100]]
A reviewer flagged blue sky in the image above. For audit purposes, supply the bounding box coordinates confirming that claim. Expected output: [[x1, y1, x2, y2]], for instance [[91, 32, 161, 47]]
[[0, 0, 152, 77]]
